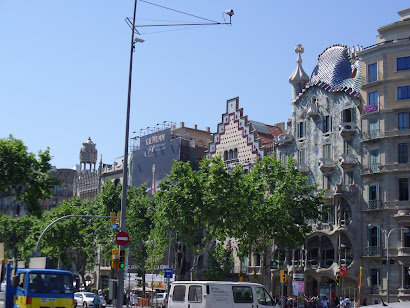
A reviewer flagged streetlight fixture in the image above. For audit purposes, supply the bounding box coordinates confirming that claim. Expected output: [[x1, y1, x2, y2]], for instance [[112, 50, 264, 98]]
[[386, 227, 408, 303]]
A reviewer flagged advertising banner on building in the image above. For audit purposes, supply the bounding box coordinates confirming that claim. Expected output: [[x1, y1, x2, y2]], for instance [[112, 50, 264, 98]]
[[131, 128, 181, 192]]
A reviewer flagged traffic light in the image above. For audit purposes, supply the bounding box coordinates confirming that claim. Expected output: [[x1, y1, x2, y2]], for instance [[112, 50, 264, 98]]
[[336, 275, 341, 286], [110, 212, 117, 225], [111, 249, 119, 269], [119, 249, 126, 269], [280, 270, 287, 283]]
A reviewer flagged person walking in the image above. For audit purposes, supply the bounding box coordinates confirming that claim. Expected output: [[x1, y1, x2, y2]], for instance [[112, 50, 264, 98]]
[[93, 290, 101, 308]]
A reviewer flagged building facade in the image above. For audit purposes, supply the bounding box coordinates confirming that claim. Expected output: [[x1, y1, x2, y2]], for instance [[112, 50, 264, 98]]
[[358, 8, 410, 303], [271, 43, 363, 301]]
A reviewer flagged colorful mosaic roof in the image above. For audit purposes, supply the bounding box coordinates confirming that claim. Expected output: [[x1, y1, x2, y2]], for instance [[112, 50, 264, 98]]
[[293, 44, 361, 103]]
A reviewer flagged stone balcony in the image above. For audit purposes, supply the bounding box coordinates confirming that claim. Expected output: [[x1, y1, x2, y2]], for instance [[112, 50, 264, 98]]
[[295, 163, 309, 175], [394, 209, 410, 224], [275, 134, 294, 146], [339, 154, 357, 168], [338, 122, 356, 137], [319, 158, 335, 172]]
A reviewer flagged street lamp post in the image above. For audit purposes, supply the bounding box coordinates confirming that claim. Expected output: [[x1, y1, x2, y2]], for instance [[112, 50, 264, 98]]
[[386, 227, 408, 303], [117, 0, 141, 307]]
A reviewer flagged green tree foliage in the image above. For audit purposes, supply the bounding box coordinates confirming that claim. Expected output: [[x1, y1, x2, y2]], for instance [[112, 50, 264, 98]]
[[0, 213, 36, 259], [205, 242, 234, 281], [0, 135, 59, 217], [233, 155, 323, 282], [153, 156, 243, 280]]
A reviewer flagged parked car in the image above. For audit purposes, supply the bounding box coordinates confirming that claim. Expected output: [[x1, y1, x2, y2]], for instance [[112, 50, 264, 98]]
[[152, 292, 167, 308], [74, 292, 95, 308]]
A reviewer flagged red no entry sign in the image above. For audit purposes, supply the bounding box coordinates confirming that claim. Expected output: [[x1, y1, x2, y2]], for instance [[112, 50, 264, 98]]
[[116, 231, 130, 246]]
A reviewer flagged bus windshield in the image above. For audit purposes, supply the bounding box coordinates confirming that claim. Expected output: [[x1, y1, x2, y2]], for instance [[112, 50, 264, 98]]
[[29, 273, 74, 294]]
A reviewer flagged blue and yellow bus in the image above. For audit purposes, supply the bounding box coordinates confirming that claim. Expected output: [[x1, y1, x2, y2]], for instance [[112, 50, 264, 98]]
[[1, 265, 75, 308]]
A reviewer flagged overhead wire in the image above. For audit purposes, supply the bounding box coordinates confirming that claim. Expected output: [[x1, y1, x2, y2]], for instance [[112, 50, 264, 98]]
[[139, 0, 220, 23]]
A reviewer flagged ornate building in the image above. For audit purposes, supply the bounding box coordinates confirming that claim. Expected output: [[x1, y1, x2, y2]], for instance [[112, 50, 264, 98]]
[[74, 137, 100, 200], [271, 43, 363, 301]]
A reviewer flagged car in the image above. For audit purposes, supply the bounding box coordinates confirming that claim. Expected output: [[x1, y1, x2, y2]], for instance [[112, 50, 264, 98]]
[[152, 292, 167, 308], [74, 292, 95, 308]]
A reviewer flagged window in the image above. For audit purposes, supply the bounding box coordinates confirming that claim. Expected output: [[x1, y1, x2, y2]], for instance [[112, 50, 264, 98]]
[[397, 56, 410, 71], [172, 285, 186, 302], [398, 86, 410, 100], [371, 268, 380, 288], [404, 266, 410, 289], [399, 143, 409, 163], [323, 144, 332, 159], [399, 112, 409, 130], [241, 257, 249, 274], [405, 230, 410, 248], [369, 118, 379, 139], [256, 253, 261, 266], [298, 149, 306, 164], [323, 115, 332, 133], [342, 108, 353, 122], [256, 287, 274, 306], [188, 286, 202, 302], [323, 174, 332, 190], [368, 63, 378, 83], [344, 141, 352, 155], [280, 153, 288, 168], [1, 198, 7, 209], [368, 91, 379, 107], [297, 122, 305, 139], [344, 171, 354, 185], [233, 286, 253, 303], [321, 205, 335, 223], [399, 178, 409, 201], [369, 185, 380, 209], [369, 149, 379, 172], [368, 226, 381, 247]]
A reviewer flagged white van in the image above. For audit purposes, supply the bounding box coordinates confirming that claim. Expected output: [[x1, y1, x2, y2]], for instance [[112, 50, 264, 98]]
[[168, 281, 276, 307]]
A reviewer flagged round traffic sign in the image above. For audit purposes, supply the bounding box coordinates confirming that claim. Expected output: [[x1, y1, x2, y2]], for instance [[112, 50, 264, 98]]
[[116, 231, 130, 246]]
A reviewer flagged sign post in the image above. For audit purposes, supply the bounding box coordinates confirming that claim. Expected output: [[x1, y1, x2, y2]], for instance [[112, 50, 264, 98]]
[[116, 231, 130, 246]]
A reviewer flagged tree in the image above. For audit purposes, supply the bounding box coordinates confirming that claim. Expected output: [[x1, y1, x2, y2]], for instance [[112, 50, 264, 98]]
[[153, 156, 244, 280], [0, 135, 58, 217], [205, 242, 234, 281], [233, 155, 324, 283], [0, 213, 36, 259]]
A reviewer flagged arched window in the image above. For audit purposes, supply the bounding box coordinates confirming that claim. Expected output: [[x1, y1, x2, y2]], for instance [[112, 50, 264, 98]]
[[224, 151, 228, 161]]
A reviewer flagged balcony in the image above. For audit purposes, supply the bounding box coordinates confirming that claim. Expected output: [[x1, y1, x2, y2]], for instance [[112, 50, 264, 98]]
[[319, 158, 335, 172], [398, 247, 410, 257], [335, 184, 358, 196], [394, 209, 410, 224], [295, 163, 309, 175], [365, 200, 384, 210], [307, 101, 319, 118], [339, 154, 357, 168], [275, 134, 294, 146], [339, 122, 356, 136], [224, 158, 239, 169], [363, 129, 384, 141], [362, 163, 384, 175], [363, 246, 382, 256]]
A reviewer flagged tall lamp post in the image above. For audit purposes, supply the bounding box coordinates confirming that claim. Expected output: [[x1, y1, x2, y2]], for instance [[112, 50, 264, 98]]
[[117, 0, 141, 307], [116, 5, 233, 307], [386, 227, 408, 303]]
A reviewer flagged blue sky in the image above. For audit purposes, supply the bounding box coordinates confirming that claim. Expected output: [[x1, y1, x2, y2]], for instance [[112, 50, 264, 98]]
[[1, 1, 409, 168]]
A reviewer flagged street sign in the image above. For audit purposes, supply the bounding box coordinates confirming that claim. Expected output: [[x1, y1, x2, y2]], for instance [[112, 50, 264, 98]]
[[164, 268, 173, 279], [116, 231, 130, 246], [110, 223, 119, 229], [340, 265, 347, 277]]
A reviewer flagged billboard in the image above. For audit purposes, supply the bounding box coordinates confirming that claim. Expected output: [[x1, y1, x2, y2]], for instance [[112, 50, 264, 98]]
[[131, 128, 181, 192]]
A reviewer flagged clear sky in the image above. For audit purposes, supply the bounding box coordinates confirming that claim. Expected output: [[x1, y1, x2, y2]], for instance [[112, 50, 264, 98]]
[[1, 1, 409, 169]]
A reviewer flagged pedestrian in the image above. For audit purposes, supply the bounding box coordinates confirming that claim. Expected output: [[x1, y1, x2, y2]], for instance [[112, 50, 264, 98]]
[[130, 290, 135, 308], [362, 298, 368, 306], [321, 296, 329, 308], [93, 290, 101, 308]]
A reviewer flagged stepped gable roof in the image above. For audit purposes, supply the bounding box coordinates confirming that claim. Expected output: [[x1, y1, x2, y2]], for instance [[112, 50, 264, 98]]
[[293, 44, 361, 104]]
